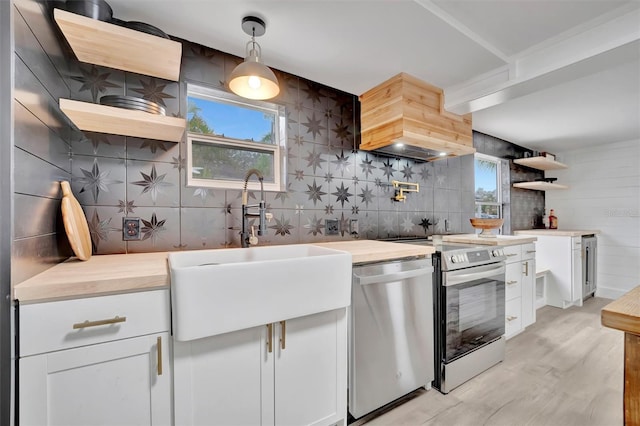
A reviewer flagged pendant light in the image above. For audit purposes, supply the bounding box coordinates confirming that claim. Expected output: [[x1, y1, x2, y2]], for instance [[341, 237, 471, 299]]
[[229, 16, 280, 100]]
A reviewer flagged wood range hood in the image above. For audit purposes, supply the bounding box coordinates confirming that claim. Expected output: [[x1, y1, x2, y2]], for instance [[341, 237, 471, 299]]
[[359, 73, 475, 161]]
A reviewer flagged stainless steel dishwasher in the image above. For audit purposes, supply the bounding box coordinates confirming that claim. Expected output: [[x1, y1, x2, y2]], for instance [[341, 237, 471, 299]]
[[348, 257, 434, 419]]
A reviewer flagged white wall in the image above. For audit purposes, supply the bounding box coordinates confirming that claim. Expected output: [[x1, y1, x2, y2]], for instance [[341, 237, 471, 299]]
[[546, 139, 640, 299]]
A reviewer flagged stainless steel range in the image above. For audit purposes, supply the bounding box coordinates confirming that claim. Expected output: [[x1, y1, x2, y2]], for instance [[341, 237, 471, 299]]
[[399, 239, 507, 394]]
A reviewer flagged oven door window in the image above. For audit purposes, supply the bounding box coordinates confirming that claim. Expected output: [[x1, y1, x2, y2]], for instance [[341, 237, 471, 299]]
[[444, 275, 505, 362]]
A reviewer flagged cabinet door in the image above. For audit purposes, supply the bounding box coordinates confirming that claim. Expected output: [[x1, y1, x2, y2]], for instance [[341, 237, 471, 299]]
[[505, 262, 522, 301], [274, 309, 347, 426], [521, 259, 536, 328], [20, 333, 171, 426], [173, 325, 274, 426], [505, 298, 522, 339]]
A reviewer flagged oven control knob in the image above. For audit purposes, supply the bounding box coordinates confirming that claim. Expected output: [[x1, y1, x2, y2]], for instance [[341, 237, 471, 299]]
[[450, 256, 457, 263]]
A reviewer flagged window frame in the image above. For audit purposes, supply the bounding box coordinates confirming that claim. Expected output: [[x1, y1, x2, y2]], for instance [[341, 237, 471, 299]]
[[186, 83, 287, 192], [474, 152, 502, 220]]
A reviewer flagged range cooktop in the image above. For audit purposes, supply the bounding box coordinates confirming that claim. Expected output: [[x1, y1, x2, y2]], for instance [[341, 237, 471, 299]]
[[390, 237, 507, 270]]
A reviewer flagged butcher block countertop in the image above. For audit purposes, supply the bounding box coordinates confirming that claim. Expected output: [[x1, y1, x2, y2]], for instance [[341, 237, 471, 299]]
[[14, 240, 433, 303], [514, 229, 600, 237], [14, 252, 170, 303], [313, 240, 434, 263], [602, 286, 640, 335], [442, 234, 537, 246]]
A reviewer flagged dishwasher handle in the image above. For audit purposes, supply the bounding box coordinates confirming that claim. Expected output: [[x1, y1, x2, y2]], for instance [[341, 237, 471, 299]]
[[354, 266, 433, 286]]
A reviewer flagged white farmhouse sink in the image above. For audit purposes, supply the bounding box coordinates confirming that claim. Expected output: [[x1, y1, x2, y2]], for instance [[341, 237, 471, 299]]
[[168, 244, 352, 341]]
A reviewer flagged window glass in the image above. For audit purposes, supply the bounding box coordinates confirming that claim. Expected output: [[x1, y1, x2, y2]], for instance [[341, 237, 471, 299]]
[[191, 140, 275, 183], [188, 97, 274, 144], [186, 84, 286, 191], [474, 154, 502, 219]]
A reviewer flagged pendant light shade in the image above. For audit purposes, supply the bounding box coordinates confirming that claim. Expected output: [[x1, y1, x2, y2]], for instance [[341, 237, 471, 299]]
[[229, 16, 280, 100]]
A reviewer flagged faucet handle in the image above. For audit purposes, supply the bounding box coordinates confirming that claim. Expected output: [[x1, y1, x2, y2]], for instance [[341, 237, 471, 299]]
[[265, 213, 273, 222], [249, 226, 259, 246]]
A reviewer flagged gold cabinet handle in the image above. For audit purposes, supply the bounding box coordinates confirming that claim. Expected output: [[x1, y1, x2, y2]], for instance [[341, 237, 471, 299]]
[[524, 261, 529, 276], [507, 280, 518, 285], [266, 323, 273, 353], [507, 315, 518, 322], [73, 315, 126, 329], [526, 250, 536, 254], [280, 320, 286, 350], [157, 336, 163, 376]]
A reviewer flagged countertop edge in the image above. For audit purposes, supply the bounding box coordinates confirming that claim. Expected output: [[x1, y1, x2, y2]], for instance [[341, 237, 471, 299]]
[[313, 240, 434, 263], [602, 286, 640, 335]]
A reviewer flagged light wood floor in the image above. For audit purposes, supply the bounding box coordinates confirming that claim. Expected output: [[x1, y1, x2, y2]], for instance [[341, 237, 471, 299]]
[[362, 297, 624, 426]]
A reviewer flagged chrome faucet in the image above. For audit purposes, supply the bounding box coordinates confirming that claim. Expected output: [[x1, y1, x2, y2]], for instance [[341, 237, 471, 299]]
[[240, 169, 271, 248]]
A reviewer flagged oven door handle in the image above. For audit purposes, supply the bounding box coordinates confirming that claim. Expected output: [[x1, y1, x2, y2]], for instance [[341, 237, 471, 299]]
[[444, 264, 505, 287], [354, 268, 433, 286]]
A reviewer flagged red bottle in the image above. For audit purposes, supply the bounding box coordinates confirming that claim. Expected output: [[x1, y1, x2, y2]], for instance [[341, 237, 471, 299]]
[[549, 209, 558, 229]]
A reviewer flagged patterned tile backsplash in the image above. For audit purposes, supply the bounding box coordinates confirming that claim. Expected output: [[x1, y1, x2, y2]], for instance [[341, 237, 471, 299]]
[[12, 0, 544, 262]]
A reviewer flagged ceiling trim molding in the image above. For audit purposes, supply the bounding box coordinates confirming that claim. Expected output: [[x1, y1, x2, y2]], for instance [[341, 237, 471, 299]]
[[444, 6, 640, 115], [413, 0, 510, 63]]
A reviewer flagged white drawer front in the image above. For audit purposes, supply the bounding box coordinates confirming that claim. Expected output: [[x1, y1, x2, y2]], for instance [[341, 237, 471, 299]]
[[505, 297, 522, 338], [20, 289, 170, 356], [522, 243, 536, 260], [502, 245, 522, 263], [505, 262, 522, 301]]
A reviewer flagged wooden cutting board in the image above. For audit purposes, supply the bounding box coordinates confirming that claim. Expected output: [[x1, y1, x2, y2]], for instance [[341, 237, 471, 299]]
[[60, 181, 92, 261]]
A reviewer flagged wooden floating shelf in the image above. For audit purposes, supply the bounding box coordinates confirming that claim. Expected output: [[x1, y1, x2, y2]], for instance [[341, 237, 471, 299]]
[[513, 156, 568, 170], [513, 182, 569, 191], [54, 9, 182, 81], [60, 99, 186, 142]]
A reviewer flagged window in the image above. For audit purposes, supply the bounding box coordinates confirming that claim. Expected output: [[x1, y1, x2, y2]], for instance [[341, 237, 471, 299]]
[[186, 84, 287, 191], [474, 153, 502, 219]]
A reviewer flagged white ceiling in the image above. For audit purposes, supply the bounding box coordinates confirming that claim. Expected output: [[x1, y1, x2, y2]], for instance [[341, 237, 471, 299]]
[[107, 0, 640, 153]]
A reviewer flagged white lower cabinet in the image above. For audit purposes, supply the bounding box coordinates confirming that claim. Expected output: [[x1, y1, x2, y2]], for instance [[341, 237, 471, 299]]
[[525, 235, 583, 308], [18, 290, 172, 426], [174, 308, 347, 426], [20, 333, 171, 426], [504, 243, 536, 339]]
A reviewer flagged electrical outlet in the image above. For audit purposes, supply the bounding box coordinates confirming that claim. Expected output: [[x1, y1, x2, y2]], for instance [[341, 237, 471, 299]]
[[350, 219, 359, 236], [325, 219, 339, 236], [122, 217, 142, 241]]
